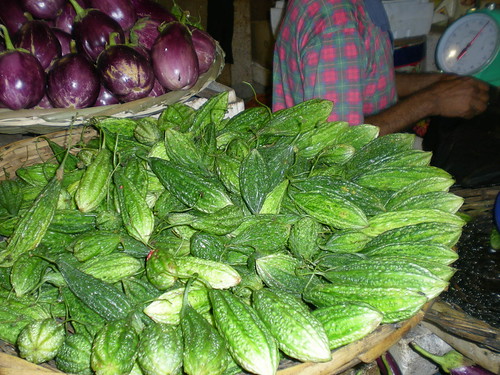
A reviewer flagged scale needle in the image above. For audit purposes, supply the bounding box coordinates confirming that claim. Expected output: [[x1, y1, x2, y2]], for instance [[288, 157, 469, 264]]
[[457, 21, 490, 60]]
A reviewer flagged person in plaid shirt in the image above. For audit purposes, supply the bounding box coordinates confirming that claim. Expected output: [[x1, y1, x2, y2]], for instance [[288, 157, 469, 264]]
[[272, 0, 490, 136]]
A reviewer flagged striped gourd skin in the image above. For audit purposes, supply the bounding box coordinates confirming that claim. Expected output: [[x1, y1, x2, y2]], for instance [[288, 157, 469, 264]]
[[114, 171, 155, 245], [322, 258, 448, 299], [303, 284, 428, 324], [17, 318, 65, 365], [75, 147, 113, 213], [291, 191, 369, 230], [181, 298, 230, 375], [312, 302, 384, 350], [137, 323, 183, 375], [55, 333, 93, 375], [209, 289, 279, 375], [0, 174, 61, 267], [144, 284, 210, 325], [58, 259, 132, 322], [360, 242, 459, 265], [362, 208, 466, 237], [91, 320, 139, 375], [149, 157, 233, 214], [252, 288, 331, 362]]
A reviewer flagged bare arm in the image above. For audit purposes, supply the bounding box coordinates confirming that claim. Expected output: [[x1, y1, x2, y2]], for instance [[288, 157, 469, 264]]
[[395, 72, 445, 97], [366, 75, 490, 136]]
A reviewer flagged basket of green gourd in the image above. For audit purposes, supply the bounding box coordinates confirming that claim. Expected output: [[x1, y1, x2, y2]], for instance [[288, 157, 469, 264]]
[[0, 92, 466, 375]]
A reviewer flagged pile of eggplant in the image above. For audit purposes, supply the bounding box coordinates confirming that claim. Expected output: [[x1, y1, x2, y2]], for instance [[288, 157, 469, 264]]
[[0, 0, 217, 110]]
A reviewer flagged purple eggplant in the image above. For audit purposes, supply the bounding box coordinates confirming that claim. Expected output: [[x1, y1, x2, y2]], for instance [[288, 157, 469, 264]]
[[94, 85, 119, 106], [88, 0, 136, 32], [0, 25, 45, 110], [189, 26, 216, 74], [151, 21, 199, 91], [68, 0, 124, 62], [14, 20, 61, 70], [21, 0, 66, 20], [411, 342, 496, 375], [46, 53, 100, 108], [54, 0, 89, 35], [131, 0, 177, 23], [129, 17, 162, 51], [148, 79, 167, 97], [34, 94, 54, 109], [96, 34, 154, 102], [0, 0, 30, 35], [52, 28, 73, 56], [376, 351, 403, 375]]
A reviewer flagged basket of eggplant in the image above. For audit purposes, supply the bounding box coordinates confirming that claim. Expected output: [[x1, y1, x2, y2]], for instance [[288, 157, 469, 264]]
[[0, 0, 225, 134]]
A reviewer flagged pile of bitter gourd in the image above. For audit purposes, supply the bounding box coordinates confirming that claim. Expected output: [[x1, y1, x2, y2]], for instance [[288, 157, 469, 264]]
[[0, 92, 466, 375]]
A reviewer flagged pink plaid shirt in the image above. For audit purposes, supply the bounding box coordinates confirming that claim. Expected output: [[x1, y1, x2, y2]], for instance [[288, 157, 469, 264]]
[[272, 0, 397, 125]]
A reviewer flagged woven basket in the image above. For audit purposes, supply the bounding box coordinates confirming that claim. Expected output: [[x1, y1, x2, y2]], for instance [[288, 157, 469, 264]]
[[451, 184, 500, 218], [0, 127, 97, 180], [0, 44, 225, 135]]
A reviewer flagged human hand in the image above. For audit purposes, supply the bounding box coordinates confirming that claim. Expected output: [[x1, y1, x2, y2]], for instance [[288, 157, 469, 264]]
[[426, 75, 490, 119]]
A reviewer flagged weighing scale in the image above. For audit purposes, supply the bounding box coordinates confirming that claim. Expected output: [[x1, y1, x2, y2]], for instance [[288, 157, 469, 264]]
[[435, 3, 500, 86]]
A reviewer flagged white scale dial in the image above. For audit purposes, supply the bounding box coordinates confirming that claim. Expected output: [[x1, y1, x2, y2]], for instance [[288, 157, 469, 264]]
[[436, 12, 500, 75]]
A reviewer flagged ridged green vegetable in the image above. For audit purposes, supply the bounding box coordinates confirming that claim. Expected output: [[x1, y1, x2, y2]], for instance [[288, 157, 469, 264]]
[[145, 249, 177, 290], [149, 157, 233, 214], [137, 322, 183, 375], [168, 204, 244, 236], [79, 253, 143, 284], [164, 128, 209, 172], [322, 258, 448, 299], [361, 242, 458, 265], [161, 255, 242, 289], [260, 179, 289, 214], [252, 288, 331, 362], [0, 179, 23, 216], [58, 258, 132, 321], [72, 231, 121, 262], [384, 177, 456, 209], [91, 319, 139, 375], [48, 209, 97, 234], [0, 171, 62, 267], [312, 302, 383, 349], [259, 98, 333, 136], [321, 230, 372, 253], [55, 333, 93, 375], [144, 283, 210, 325], [17, 318, 65, 364], [114, 170, 155, 244], [181, 280, 231, 375], [239, 148, 271, 214], [209, 289, 280, 375], [0, 89, 470, 374], [353, 166, 453, 192], [362, 209, 466, 237], [10, 254, 48, 297], [288, 216, 321, 260], [0, 289, 51, 344], [75, 146, 113, 213], [291, 191, 368, 230], [333, 123, 379, 150], [362, 221, 464, 249], [255, 253, 321, 295], [303, 284, 428, 323]]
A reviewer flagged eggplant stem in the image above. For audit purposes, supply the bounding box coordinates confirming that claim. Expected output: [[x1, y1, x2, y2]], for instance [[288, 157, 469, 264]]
[[0, 24, 14, 50], [67, 0, 85, 17]]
